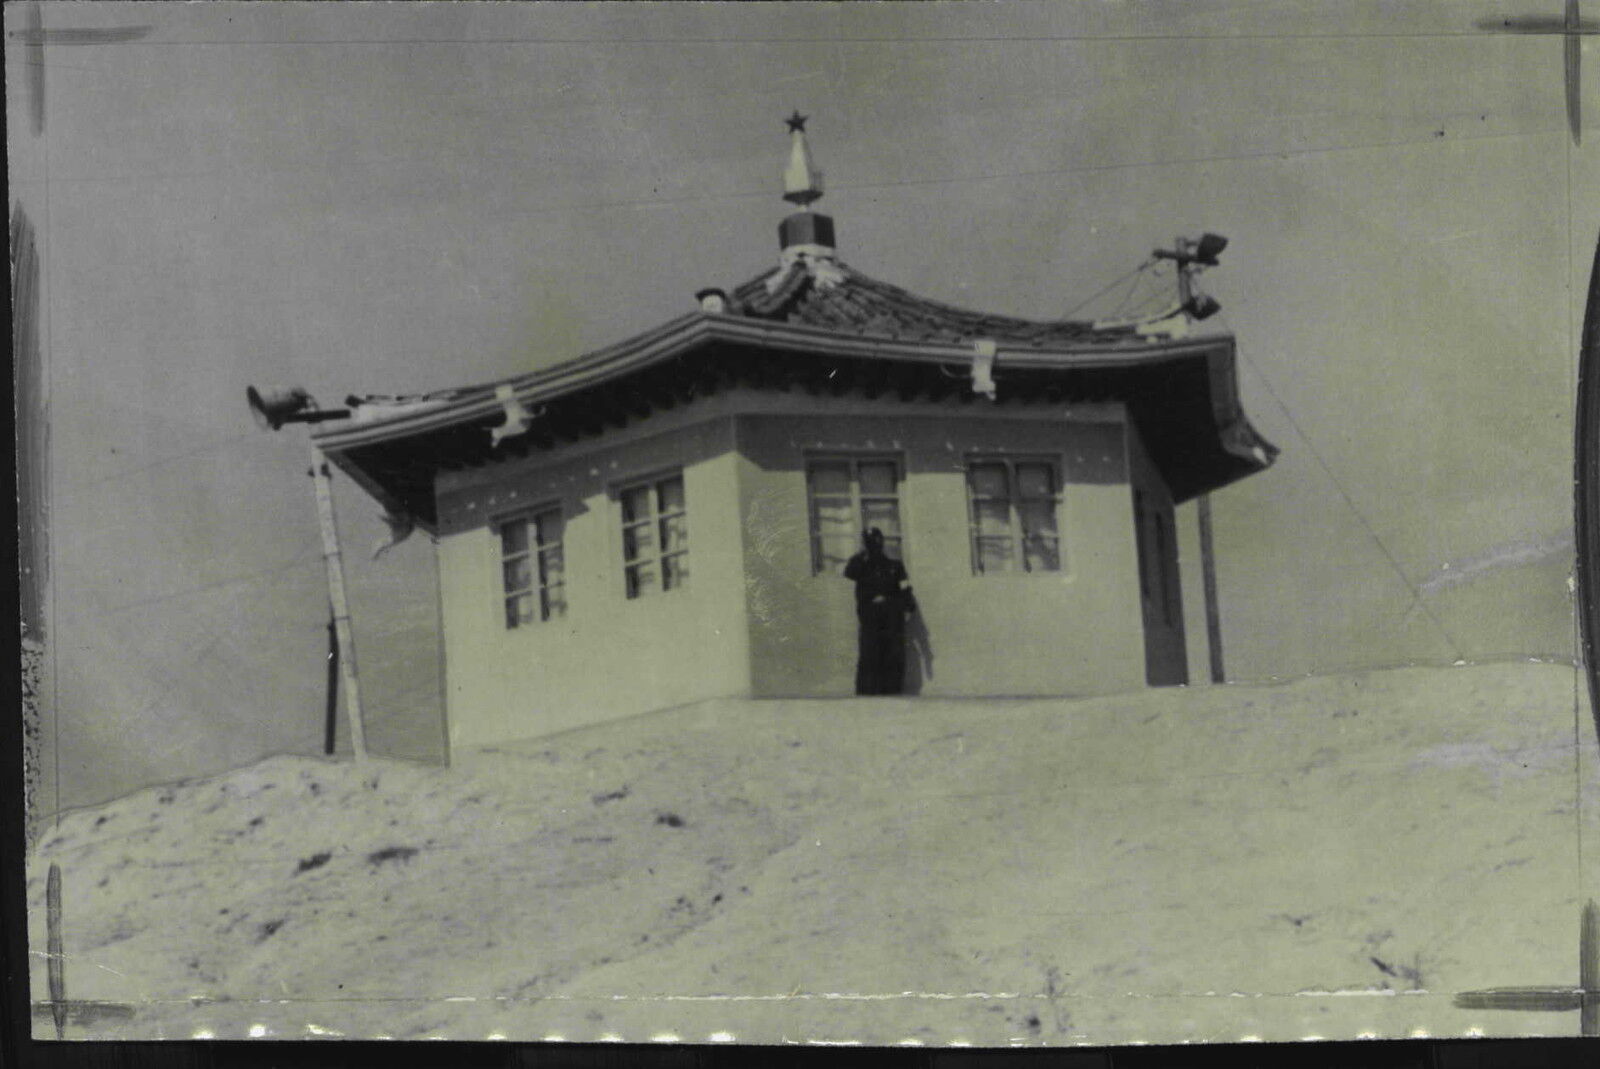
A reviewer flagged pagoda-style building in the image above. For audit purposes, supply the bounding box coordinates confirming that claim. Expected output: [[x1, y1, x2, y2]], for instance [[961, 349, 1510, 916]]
[[311, 117, 1278, 750]]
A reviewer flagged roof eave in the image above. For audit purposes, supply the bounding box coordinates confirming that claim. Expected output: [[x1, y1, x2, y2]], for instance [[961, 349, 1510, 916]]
[[312, 314, 1235, 453]]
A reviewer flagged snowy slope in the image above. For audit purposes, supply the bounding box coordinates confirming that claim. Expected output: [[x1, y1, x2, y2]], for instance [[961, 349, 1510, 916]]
[[27, 662, 1600, 1045]]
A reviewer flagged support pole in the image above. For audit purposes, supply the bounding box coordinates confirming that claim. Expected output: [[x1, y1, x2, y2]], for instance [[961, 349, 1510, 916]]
[[1197, 493, 1226, 684], [309, 445, 368, 763], [323, 610, 339, 756]]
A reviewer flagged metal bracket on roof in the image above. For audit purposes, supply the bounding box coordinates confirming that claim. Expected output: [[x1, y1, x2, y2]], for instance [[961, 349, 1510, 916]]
[[1134, 309, 1191, 340], [489, 383, 535, 446], [971, 339, 998, 401]]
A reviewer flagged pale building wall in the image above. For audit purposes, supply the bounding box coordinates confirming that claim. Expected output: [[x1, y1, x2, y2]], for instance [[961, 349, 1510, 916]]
[[433, 418, 751, 748], [735, 408, 1150, 698], [428, 391, 1167, 746]]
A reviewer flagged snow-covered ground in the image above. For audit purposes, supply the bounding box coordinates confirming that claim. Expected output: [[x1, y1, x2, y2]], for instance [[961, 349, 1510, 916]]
[[28, 662, 1600, 1045]]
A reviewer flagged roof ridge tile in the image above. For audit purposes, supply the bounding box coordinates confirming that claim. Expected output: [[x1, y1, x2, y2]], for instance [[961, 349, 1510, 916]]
[[721, 259, 1144, 347]]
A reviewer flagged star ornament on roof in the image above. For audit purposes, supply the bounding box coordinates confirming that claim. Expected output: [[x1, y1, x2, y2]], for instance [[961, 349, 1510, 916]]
[[783, 111, 824, 208]]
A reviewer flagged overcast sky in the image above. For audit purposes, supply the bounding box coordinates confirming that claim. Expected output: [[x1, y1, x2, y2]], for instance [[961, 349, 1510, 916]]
[[11, 0, 1595, 811]]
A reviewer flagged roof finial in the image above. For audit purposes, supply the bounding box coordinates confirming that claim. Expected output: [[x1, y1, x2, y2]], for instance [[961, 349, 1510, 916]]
[[783, 111, 824, 208]]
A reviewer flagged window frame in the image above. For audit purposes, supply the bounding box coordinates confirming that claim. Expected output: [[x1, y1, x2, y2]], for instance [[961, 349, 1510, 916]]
[[493, 503, 568, 629], [964, 454, 1064, 576], [803, 453, 907, 576], [616, 470, 689, 600]]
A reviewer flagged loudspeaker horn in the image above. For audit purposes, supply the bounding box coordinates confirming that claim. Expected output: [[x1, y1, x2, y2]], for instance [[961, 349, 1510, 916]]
[[247, 385, 313, 431]]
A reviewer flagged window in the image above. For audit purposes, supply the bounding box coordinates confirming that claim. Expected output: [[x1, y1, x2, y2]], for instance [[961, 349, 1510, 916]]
[[500, 507, 566, 628], [806, 457, 904, 575], [620, 473, 687, 598], [967, 458, 1061, 574]]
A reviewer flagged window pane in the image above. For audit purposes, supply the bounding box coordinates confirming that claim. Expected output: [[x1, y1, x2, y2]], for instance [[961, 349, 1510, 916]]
[[623, 522, 654, 562], [503, 557, 532, 593], [500, 520, 528, 556], [505, 593, 533, 628], [660, 513, 689, 554], [968, 463, 1008, 498], [1024, 536, 1061, 573], [861, 499, 901, 540], [541, 584, 567, 620], [807, 463, 850, 497], [1018, 500, 1058, 539], [626, 562, 657, 599], [973, 499, 1012, 537], [534, 510, 564, 549], [975, 536, 1014, 573], [537, 546, 564, 586], [1016, 462, 1055, 499], [618, 473, 686, 597], [967, 460, 1063, 577], [816, 535, 856, 575], [662, 552, 689, 591], [657, 476, 685, 515], [857, 461, 898, 496], [621, 485, 652, 524], [813, 497, 855, 537]]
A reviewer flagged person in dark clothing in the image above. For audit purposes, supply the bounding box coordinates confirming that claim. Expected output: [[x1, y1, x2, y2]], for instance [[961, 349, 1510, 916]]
[[844, 527, 913, 695]]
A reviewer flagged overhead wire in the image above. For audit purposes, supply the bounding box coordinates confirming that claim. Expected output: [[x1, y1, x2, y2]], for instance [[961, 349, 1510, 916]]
[[96, 538, 324, 617], [1219, 311, 1464, 661], [1122, 265, 1178, 319], [1109, 264, 1150, 318], [1062, 258, 1153, 319], [64, 430, 256, 494], [39, 120, 1563, 210]]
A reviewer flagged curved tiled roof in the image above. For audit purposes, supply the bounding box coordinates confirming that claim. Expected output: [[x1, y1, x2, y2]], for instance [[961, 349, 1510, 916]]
[[730, 257, 1145, 348], [313, 252, 1276, 528]]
